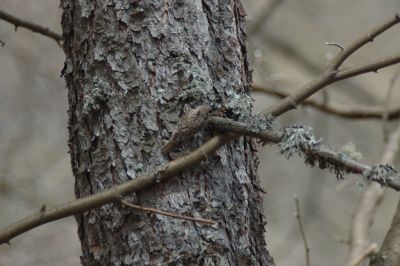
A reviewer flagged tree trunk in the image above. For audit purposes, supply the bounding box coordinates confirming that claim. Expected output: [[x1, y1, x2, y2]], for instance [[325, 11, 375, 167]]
[[61, 0, 274, 265]]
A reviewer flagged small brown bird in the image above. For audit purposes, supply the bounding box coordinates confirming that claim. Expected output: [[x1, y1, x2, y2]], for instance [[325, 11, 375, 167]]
[[162, 105, 212, 154]]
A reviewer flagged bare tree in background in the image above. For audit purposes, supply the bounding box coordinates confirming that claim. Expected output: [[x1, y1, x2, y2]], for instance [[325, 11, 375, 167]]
[[61, 0, 273, 265]]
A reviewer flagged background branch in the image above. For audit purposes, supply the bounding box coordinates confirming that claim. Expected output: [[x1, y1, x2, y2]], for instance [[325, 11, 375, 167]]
[[0, 10, 62, 43], [382, 67, 400, 139], [294, 197, 311, 266], [345, 122, 400, 266], [252, 84, 400, 120], [370, 200, 400, 265], [262, 13, 400, 117], [248, 0, 286, 35]]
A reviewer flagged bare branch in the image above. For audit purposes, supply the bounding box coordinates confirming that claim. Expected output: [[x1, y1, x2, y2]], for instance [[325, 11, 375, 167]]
[[263, 13, 400, 118], [327, 13, 400, 71], [256, 32, 378, 103], [252, 83, 400, 120], [334, 54, 400, 81], [0, 10, 62, 43], [120, 199, 215, 225], [345, 122, 400, 266], [294, 197, 311, 266]]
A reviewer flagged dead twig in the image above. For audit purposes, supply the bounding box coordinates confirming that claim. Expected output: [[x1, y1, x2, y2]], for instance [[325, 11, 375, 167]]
[[0, 10, 62, 44], [120, 199, 215, 225], [325, 41, 345, 51]]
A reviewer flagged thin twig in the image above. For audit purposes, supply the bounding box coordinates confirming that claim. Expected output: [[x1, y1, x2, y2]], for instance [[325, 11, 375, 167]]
[[294, 197, 311, 266], [382, 66, 400, 140], [0, 14, 400, 246], [327, 14, 400, 71], [325, 41, 345, 51], [350, 243, 378, 266], [120, 199, 215, 225], [0, 10, 62, 44], [252, 84, 400, 120], [345, 122, 400, 266]]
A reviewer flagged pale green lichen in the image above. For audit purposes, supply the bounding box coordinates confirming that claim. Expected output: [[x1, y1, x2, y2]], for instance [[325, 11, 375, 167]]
[[279, 125, 321, 158], [339, 142, 363, 161]]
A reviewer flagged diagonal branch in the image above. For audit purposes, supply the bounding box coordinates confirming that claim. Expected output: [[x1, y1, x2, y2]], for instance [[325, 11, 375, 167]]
[[327, 13, 400, 71], [335, 54, 400, 81], [263, 13, 400, 118], [0, 10, 62, 43], [263, 53, 400, 118], [1, 13, 400, 246], [2, 115, 400, 245]]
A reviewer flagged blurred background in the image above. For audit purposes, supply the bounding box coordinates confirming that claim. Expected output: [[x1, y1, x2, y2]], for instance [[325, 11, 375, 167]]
[[0, 0, 399, 265]]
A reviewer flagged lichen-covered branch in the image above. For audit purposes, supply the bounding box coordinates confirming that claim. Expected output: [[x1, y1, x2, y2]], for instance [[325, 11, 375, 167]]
[[208, 116, 400, 190]]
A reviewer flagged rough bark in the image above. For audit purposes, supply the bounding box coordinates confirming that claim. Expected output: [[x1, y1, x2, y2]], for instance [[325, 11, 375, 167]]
[[61, 0, 273, 265]]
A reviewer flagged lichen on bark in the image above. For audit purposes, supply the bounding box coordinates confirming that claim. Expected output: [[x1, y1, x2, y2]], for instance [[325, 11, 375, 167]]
[[62, 0, 274, 265]]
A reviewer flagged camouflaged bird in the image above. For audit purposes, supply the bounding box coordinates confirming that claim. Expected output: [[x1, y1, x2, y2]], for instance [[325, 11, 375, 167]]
[[161, 106, 212, 154]]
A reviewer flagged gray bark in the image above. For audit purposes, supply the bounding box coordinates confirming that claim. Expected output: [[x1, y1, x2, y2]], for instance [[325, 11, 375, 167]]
[[61, 0, 274, 265]]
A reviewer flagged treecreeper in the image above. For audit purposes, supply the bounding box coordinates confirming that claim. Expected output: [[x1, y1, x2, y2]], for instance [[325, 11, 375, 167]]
[[162, 106, 212, 154]]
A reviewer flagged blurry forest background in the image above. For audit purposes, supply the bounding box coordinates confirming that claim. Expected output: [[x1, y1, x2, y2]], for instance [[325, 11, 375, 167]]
[[0, 0, 400, 265]]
